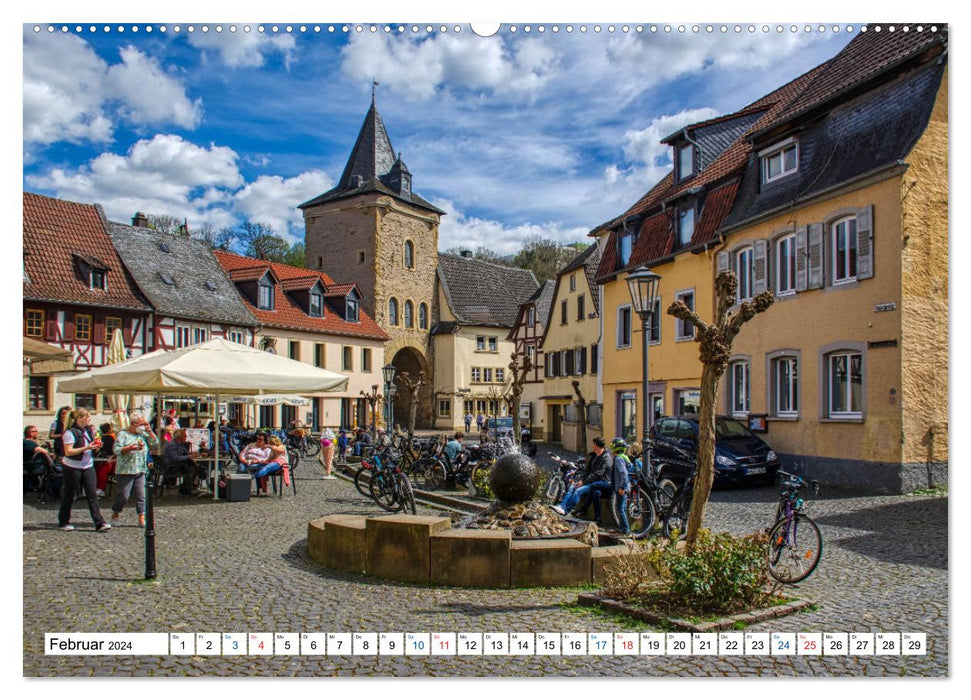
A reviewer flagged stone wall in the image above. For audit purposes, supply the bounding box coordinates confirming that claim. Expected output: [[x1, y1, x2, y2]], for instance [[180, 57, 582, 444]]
[[303, 199, 377, 315], [899, 64, 949, 471]]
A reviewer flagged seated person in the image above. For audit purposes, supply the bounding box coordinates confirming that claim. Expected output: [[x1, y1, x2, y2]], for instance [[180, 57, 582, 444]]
[[95, 422, 116, 496], [23, 425, 53, 492], [238, 432, 272, 474], [246, 435, 289, 496], [162, 429, 201, 496], [352, 428, 371, 456], [443, 432, 464, 467]]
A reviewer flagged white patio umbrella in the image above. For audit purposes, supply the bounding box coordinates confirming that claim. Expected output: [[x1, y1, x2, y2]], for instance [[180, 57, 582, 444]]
[[105, 329, 130, 432], [58, 337, 348, 499]]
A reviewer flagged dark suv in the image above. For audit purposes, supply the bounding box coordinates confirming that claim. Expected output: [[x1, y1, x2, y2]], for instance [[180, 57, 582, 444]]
[[648, 415, 781, 485]]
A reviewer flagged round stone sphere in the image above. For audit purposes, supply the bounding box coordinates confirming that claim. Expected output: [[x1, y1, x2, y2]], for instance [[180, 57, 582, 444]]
[[489, 453, 543, 503]]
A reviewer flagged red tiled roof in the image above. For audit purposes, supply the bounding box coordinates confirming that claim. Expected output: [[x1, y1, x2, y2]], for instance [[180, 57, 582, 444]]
[[23, 191, 149, 310], [325, 283, 356, 297], [212, 250, 388, 341], [691, 179, 740, 246], [280, 275, 322, 292], [228, 265, 272, 282]]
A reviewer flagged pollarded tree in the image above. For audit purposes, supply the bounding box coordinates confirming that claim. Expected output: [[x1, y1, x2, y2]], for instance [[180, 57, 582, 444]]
[[395, 370, 427, 438], [507, 352, 534, 446], [667, 270, 774, 549]]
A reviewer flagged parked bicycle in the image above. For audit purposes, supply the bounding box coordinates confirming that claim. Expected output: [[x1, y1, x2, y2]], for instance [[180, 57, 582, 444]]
[[543, 452, 584, 505], [608, 438, 689, 539], [766, 470, 822, 583], [286, 429, 320, 459], [368, 451, 417, 515]]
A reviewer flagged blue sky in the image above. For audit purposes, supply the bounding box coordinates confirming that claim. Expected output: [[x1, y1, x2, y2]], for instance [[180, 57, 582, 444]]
[[23, 23, 854, 254]]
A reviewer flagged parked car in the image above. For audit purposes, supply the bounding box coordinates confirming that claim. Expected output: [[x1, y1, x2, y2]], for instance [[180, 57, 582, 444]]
[[648, 415, 781, 485], [487, 416, 514, 442]]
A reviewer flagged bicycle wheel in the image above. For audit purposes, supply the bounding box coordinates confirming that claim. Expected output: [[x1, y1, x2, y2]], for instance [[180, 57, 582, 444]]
[[304, 439, 321, 458], [398, 473, 417, 515], [354, 465, 372, 497], [767, 514, 822, 584], [662, 490, 690, 539], [543, 473, 565, 505], [410, 458, 446, 491], [626, 491, 658, 540], [369, 472, 400, 511], [657, 478, 679, 512]]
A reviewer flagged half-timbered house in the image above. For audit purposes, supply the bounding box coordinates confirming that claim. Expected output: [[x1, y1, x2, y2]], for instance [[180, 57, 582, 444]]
[[23, 192, 153, 428], [507, 279, 555, 440]]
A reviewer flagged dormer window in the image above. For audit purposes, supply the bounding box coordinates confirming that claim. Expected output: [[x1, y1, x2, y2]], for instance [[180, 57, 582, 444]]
[[309, 289, 324, 317], [618, 232, 633, 267], [89, 268, 107, 290], [258, 275, 275, 310], [677, 143, 695, 180], [346, 297, 359, 323], [760, 138, 799, 184], [677, 203, 695, 247]]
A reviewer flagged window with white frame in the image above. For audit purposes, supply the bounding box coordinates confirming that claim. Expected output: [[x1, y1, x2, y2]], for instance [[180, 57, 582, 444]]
[[471, 367, 481, 382], [675, 291, 695, 340], [574, 347, 585, 375], [776, 234, 797, 295], [772, 356, 799, 416], [476, 336, 485, 351], [89, 268, 107, 291], [438, 399, 451, 418], [831, 217, 858, 284], [309, 289, 324, 317], [730, 361, 749, 416], [175, 326, 191, 348], [496, 368, 505, 383], [761, 139, 798, 183], [192, 327, 209, 344], [735, 246, 754, 301], [678, 143, 695, 180], [526, 307, 535, 326], [258, 276, 274, 310], [617, 305, 632, 347], [346, 296, 359, 322], [228, 330, 244, 344], [483, 368, 493, 383], [827, 351, 863, 418]]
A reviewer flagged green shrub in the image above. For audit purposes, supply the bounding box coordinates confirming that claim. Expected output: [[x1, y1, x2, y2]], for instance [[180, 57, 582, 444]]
[[600, 530, 774, 616], [662, 530, 771, 614]]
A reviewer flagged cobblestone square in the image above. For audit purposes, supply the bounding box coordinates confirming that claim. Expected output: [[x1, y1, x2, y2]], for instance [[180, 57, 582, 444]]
[[22, 458, 947, 678]]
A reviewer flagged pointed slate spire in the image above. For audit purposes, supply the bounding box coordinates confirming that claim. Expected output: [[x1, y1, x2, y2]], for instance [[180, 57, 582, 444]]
[[337, 98, 397, 191]]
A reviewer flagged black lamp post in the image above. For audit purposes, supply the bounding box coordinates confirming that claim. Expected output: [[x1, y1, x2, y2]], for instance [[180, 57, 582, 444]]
[[626, 266, 662, 441], [360, 384, 380, 438], [382, 364, 396, 431]]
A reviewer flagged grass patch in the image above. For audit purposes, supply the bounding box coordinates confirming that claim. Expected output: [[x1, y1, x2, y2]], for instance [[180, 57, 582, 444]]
[[905, 485, 947, 497], [558, 601, 653, 631]]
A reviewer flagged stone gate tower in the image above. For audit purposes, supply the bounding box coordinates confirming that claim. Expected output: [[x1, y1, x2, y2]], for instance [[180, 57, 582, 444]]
[[300, 97, 444, 428]]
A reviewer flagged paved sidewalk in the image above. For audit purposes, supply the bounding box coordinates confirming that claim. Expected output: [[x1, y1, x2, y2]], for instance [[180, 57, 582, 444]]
[[22, 456, 947, 677]]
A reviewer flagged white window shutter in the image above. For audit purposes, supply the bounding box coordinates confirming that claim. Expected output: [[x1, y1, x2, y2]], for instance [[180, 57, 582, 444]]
[[857, 205, 874, 280], [794, 226, 808, 291], [752, 239, 768, 295], [717, 250, 730, 274], [807, 223, 824, 289]]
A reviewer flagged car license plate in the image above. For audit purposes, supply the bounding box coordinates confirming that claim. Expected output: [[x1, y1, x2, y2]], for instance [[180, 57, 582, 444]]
[[746, 467, 766, 475]]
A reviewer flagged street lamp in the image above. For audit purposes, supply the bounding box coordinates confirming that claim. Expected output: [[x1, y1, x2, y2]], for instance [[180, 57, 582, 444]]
[[360, 384, 380, 437], [382, 364, 396, 431], [626, 266, 662, 441]]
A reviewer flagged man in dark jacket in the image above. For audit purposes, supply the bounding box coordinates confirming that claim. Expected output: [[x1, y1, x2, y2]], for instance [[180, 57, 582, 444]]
[[552, 436, 611, 523]]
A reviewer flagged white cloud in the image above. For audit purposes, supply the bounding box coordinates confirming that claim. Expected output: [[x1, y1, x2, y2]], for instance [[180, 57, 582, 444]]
[[188, 31, 296, 69], [25, 134, 332, 240], [105, 47, 202, 129], [23, 31, 201, 147], [340, 33, 556, 100], [431, 197, 589, 256], [234, 171, 333, 238], [26, 134, 242, 224]]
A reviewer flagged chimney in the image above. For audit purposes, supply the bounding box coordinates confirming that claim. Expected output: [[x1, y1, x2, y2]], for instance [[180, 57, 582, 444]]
[[460, 250, 473, 258], [132, 212, 149, 228]]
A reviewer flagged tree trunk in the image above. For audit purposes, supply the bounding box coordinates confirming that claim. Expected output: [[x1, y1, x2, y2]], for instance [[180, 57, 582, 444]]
[[511, 394, 521, 446], [572, 380, 588, 453], [685, 362, 724, 548]]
